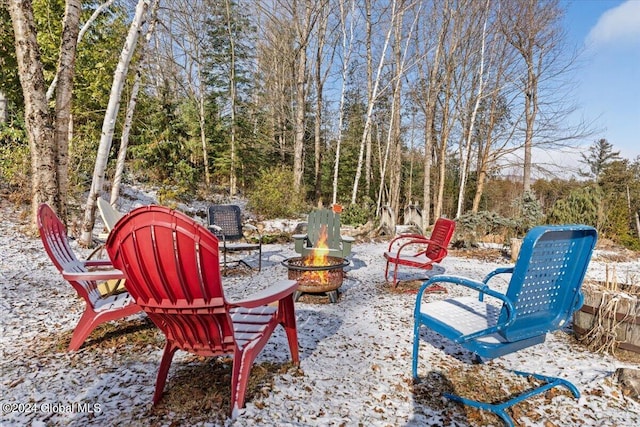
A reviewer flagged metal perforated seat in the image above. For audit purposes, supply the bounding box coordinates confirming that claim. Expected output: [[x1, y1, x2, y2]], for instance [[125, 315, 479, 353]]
[[412, 225, 598, 426]]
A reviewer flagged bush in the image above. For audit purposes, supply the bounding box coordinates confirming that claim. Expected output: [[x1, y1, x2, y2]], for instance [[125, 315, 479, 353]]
[[0, 123, 30, 202], [546, 186, 603, 229], [455, 211, 517, 247], [248, 167, 306, 219], [341, 197, 375, 226], [512, 190, 545, 237]]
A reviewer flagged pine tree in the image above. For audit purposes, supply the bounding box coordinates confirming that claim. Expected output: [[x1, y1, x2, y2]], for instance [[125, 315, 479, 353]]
[[579, 138, 621, 182]]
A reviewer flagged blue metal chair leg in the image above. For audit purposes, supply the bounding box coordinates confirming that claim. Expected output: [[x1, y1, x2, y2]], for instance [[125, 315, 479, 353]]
[[412, 324, 422, 381], [444, 370, 580, 427]]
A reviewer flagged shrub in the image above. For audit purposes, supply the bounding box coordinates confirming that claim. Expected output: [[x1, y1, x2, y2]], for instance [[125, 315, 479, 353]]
[[546, 186, 603, 230], [0, 123, 30, 202], [341, 197, 375, 226], [455, 210, 517, 247], [248, 167, 306, 219]]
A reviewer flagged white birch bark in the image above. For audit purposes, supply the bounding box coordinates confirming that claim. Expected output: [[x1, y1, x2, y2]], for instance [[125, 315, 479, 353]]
[[110, 0, 159, 205], [455, 0, 489, 218], [47, 0, 116, 101], [351, 0, 397, 205], [332, 0, 357, 205], [80, 0, 150, 246]]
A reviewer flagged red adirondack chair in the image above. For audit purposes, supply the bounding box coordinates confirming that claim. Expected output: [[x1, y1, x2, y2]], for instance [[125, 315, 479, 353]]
[[37, 204, 141, 351], [383, 217, 456, 287], [105, 205, 299, 415]]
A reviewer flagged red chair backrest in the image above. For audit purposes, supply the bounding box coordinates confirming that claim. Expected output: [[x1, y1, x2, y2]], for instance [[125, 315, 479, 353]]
[[424, 218, 456, 261], [38, 204, 97, 302], [106, 206, 235, 354]]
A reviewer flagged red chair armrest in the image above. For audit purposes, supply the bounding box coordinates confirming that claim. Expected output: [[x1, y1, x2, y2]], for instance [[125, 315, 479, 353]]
[[229, 280, 298, 308], [62, 269, 125, 282]]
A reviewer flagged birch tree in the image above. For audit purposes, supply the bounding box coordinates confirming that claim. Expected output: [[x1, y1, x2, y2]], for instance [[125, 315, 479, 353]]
[[331, 0, 357, 205], [80, 0, 150, 246], [110, 0, 159, 205], [413, 0, 449, 229], [351, 0, 397, 205], [8, 0, 81, 228], [455, 0, 489, 218]]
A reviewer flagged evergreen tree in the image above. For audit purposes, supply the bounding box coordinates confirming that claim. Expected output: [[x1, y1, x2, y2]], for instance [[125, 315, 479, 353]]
[[579, 138, 621, 182]]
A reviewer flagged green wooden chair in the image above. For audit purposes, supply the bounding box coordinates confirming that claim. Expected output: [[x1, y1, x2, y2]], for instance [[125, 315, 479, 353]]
[[293, 209, 354, 258]]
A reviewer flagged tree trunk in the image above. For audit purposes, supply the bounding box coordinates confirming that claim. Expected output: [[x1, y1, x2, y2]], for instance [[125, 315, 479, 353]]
[[110, 0, 158, 205], [292, 1, 312, 194], [52, 0, 82, 222], [110, 73, 139, 205], [47, 0, 116, 101], [80, 0, 149, 246], [225, 0, 236, 194], [352, 0, 396, 205], [313, 6, 328, 204], [8, 1, 58, 230], [455, 1, 488, 219]]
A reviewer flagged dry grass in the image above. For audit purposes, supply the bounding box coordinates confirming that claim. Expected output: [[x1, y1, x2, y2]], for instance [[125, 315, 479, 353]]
[[413, 361, 580, 427], [146, 359, 302, 425]]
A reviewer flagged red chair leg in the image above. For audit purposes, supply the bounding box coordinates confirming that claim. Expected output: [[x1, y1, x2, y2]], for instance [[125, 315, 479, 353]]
[[68, 309, 99, 351], [230, 349, 254, 413], [154, 343, 178, 405], [280, 296, 300, 364]]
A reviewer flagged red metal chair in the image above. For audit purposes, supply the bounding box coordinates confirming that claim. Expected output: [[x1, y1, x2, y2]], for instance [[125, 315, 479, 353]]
[[105, 205, 299, 415], [37, 204, 141, 351], [383, 217, 456, 287]]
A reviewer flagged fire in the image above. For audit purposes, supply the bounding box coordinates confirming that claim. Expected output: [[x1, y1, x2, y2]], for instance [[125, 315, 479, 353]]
[[303, 225, 330, 284]]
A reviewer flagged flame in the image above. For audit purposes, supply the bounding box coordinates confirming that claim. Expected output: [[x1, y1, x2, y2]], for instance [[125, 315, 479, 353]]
[[303, 225, 330, 284]]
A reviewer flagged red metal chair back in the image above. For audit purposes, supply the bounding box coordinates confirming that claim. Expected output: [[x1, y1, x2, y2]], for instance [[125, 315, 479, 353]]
[[424, 217, 456, 261]]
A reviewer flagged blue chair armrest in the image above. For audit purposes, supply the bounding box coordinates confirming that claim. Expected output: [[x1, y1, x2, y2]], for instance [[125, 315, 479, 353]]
[[478, 267, 514, 301], [482, 267, 514, 284]]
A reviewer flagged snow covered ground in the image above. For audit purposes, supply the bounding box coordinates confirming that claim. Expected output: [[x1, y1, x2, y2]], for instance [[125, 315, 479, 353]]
[[1, 196, 639, 427]]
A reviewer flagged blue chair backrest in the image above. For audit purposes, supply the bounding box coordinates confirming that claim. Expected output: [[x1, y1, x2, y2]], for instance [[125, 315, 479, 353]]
[[499, 225, 597, 342]]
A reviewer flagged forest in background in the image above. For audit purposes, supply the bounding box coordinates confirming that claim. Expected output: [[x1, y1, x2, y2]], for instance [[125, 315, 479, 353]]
[[1, 0, 638, 249]]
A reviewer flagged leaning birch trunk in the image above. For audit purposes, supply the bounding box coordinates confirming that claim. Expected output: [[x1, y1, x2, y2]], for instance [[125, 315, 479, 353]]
[[110, 74, 139, 206], [80, 0, 149, 246], [351, 0, 396, 205], [455, 1, 488, 219], [110, 0, 158, 205]]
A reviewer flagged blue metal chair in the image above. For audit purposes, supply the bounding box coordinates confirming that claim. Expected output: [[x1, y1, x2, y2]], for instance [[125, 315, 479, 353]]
[[412, 225, 598, 427]]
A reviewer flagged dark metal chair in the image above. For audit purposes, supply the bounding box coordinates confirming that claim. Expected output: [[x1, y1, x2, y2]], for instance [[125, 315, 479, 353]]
[[207, 204, 262, 272]]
